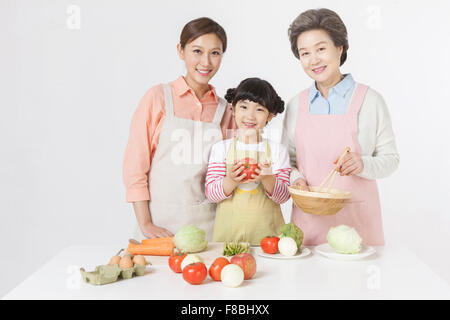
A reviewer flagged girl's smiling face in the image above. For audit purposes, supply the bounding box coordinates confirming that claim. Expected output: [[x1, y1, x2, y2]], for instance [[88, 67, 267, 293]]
[[233, 100, 274, 138], [296, 29, 343, 84], [177, 33, 224, 88]]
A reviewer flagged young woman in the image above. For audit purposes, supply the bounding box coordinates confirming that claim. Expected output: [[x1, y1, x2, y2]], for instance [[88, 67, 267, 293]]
[[282, 8, 399, 245], [206, 78, 291, 245], [123, 17, 235, 240]]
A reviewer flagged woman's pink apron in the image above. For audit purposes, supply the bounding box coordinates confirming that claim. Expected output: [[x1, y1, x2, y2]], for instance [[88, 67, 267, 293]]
[[291, 84, 385, 246]]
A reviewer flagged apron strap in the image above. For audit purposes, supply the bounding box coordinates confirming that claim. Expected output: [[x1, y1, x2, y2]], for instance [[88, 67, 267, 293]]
[[229, 137, 238, 164], [212, 97, 228, 124], [263, 140, 272, 164], [347, 83, 369, 116], [229, 137, 272, 164], [163, 83, 226, 124], [229, 137, 257, 164], [299, 85, 368, 116], [162, 83, 175, 119]]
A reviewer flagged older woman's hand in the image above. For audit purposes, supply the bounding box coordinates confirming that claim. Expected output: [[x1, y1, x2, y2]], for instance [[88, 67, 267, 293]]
[[293, 178, 309, 191], [336, 152, 364, 176]]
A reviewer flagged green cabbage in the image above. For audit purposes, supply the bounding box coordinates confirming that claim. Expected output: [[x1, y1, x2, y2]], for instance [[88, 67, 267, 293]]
[[174, 225, 208, 253], [280, 223, 304, 247], [327, 225, 362, 254]]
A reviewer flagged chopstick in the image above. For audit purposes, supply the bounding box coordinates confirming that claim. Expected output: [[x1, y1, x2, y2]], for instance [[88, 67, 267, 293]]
[[318, 147, 350, 193]]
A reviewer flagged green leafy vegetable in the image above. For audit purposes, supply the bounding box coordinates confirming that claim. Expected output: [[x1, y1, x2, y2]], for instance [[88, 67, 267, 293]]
[[223, 242, 250, 256], [327, 225, 362, 254], [279, 223, 304, 247], [173, 225, 207, 253]]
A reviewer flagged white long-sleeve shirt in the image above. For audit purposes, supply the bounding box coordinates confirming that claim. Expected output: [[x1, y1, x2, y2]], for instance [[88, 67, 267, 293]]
[[282, 86, 400, 183]]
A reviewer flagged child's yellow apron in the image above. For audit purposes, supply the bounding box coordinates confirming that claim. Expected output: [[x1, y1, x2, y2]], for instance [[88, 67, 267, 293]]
[[212, 138, 285, 245]]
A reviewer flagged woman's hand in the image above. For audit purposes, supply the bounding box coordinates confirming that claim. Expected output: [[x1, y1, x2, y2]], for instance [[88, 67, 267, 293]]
[[133, 201, 172, 238], [141, 222, 174, 239], [335, 152, 364, 176], [293, 178, 309, 191]]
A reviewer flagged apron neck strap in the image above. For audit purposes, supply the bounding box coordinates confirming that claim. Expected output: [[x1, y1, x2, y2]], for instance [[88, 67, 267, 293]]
[[263, 140, 271, 162], [298, 89, 310, 114], [229, 137, 271, 164], [163, 83, 226, 123], [212, 98, 227, 124], [347, 83, 369, 116], [162, 84, 175, 118], [299, 85, 368, 116]]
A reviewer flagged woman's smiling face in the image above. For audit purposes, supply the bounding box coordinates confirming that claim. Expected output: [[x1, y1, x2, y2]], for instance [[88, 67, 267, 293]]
[[233, 100, 274, 136], [177, 33, 223, 87], [296, 29, 343, 84]]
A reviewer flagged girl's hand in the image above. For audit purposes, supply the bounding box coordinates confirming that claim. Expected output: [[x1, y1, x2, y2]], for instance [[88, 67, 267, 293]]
[[222, 161, 247, 196], [335, 152, 364, 176], [226, 161, 247, 183], [293, 178, 309, 191], [246, 162, 271, 183], [248, 163, 276, 194], [141, 222, 174, 238]]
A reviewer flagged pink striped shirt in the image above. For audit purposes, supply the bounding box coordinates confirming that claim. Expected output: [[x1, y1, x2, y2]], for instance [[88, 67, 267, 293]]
[[205, 162, 228, 202]]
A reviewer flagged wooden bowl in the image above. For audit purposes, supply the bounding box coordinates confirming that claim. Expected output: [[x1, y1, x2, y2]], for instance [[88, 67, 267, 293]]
[[288, 186, 352, 216]]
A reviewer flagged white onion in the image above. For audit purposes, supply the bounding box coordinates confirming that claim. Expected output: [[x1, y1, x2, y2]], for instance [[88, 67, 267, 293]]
[[221, 264, 244, 288], [278, 237, 298, 256], [181, 254, 203, 271]]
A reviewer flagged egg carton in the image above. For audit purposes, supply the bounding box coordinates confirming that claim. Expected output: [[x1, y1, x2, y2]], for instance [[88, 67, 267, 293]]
[[80, 263, 147, 285]]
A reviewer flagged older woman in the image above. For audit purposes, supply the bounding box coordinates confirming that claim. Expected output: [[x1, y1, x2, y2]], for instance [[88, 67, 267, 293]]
[[282, 8, 399, 245]]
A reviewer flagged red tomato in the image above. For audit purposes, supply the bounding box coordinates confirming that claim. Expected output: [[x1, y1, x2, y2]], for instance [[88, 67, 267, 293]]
[[209, 257, 230, 281], [168, 252, 186, 273], [260, 236, 280, 254], [241, 157, 260, 182], [182, 262, 207, 285]]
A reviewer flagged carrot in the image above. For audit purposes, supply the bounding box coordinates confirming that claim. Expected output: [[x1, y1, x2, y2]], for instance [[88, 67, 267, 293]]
[[141, 237, 174, 246], [126, 237, 175, 256]]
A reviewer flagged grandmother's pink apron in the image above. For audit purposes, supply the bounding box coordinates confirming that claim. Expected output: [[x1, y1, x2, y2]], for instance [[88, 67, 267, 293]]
[[291, 84, 385, 245]]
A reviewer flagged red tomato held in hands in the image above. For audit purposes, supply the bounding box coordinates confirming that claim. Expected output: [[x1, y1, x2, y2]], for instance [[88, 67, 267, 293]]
[[209, 257, 230, 281], [182, 262, 207, 285], [168, 252, 186, 273], [241, 158, 260, 182], [260, 237, 280, 254]]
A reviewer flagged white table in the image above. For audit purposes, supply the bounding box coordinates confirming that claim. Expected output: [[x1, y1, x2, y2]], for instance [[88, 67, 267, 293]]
[[3, 244, 450, 300]]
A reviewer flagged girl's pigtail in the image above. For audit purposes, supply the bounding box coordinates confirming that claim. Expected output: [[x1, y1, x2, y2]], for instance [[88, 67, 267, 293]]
[[275, 95, 285, 114], [225, 88, 236, 104]]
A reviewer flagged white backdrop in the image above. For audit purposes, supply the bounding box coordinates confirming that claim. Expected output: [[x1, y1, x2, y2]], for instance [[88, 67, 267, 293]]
[[1, 0, 450, 297]]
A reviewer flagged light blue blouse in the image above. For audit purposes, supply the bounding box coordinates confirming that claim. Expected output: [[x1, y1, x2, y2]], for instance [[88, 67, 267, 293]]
[[308, 74, 356, 114]]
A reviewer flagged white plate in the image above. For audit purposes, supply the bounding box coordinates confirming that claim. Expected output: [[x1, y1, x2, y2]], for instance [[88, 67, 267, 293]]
[[255, 247, 311, 259], [314, 243, 376, 261]]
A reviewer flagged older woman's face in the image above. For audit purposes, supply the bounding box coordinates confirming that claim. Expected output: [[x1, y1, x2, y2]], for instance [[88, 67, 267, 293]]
[[296, 29, 343, 84]]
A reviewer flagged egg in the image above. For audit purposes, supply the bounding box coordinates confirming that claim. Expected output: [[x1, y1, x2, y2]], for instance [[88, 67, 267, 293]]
[[119, 256, 134, 269], [109, 255, 121, 266], [133, 255, 146, 266], [123, 252, 134, 259]]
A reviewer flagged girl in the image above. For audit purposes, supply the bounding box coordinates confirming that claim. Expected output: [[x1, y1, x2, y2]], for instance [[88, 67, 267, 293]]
[[283, 8, 399, 245], [123, 17, 235, 240], [206, 78, 291, 245]]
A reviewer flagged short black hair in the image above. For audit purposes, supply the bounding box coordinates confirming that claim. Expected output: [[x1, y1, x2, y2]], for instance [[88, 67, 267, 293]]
[[225, 78, 285, 115]]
